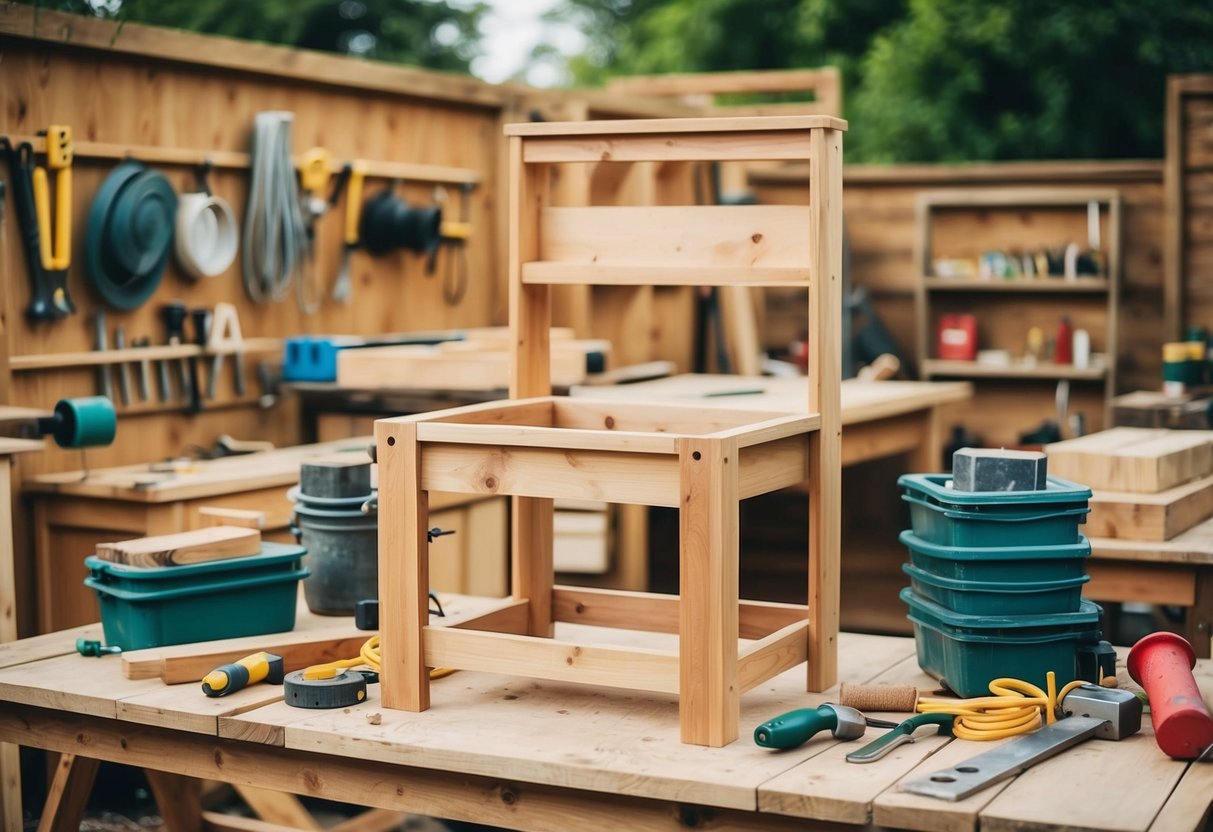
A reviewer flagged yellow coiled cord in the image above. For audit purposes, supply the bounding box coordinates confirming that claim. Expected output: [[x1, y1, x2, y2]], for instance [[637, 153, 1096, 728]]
[[303, 635, 455, 681], [916, 672, 1088, 740]]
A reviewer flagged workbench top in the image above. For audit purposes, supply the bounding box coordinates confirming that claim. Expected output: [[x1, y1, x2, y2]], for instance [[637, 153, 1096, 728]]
[[0, 596, 1207, 831], [25, 436, 373, 502], [572, 375, 973, 424]]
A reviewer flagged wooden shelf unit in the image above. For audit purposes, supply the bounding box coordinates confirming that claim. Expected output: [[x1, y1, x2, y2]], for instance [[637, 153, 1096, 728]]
[[914, 188, 1122, 444], [374, 115, 846, 747], [922, 359, 1108, 381]]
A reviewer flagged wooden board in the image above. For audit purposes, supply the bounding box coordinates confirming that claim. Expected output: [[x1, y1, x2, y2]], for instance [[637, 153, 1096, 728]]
[[1046, 428, 1213, 493], [1086, 473, 1213, 541], [336, 341, 606, 391], [95, 526, 262, 567]]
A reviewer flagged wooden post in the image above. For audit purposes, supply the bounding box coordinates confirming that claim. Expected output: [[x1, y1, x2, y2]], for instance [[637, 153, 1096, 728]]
[[376, 420, 430, 711], [807, 127, 843, 693], [37, 753, 99, 832], [508, 136, 556, 637], [678, 437, 740, 746]]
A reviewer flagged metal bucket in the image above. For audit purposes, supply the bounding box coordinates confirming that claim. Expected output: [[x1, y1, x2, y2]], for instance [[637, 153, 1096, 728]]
[[290, 486, 378, 616]]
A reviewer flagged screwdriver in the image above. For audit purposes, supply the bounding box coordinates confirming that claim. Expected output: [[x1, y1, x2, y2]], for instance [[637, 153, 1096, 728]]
[[161, 302, 191, 405], [201, 651, 284, 697], [189, 307, 211, 413]]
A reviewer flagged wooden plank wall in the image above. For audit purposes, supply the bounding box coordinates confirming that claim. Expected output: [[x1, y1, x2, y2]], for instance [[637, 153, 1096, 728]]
[[0, 8, 515, 636], [1165, 75, 1213, 341], [751, 161, 1165, 396]]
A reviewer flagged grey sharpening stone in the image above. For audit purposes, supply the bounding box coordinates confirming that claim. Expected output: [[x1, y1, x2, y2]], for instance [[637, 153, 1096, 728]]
[[952, 447, 1047, 492]]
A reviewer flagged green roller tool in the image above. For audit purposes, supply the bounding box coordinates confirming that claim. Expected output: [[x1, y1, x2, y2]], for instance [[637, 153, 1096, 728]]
[[284, 669, 368, 709], [202, 651, 285, 697], [846, 714, 954, 764], [754, 703, 868, 750], [36, 396, 117, 448]]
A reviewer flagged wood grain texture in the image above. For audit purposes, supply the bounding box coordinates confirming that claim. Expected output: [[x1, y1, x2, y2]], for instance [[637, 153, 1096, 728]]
[[95, 526, 261, 567], [1087, 473, 1213, 541], [806, 127, 843, 693], [37, 752, 100, 832], [1047, 428, 1213, 493]]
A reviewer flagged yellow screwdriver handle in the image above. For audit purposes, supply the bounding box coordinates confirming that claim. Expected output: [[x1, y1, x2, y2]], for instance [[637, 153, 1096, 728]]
[[201, 651, 284, 697], [344, 161, 367, 246]]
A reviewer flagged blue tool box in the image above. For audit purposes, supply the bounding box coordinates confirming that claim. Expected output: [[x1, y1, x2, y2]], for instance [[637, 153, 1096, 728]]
[[282, 331, 465, 382]]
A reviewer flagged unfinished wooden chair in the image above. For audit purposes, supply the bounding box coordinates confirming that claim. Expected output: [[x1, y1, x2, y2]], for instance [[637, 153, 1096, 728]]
[[375, 115, 845, 746]]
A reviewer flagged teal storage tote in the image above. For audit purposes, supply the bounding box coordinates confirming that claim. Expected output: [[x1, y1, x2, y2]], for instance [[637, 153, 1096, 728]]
[[901, 587, 1102, 698], [902, 562, 1089, 615], [901, 529, 1090, 583], [899, 473, 1091, 547], [84, 542, 309, 651]]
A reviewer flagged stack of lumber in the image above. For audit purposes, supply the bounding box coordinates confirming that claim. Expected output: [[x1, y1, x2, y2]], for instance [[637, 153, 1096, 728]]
[[336, 327, 611, 390], [94, 526, 262, 567], [1046, 428, 1213, 541]]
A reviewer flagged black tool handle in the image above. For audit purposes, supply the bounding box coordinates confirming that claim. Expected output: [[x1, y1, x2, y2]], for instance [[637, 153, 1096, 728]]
[[2, 141, 65, 320], [189, 308, 211, 413]]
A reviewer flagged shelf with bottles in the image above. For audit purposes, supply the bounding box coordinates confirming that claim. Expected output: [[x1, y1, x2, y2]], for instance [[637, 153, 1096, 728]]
[[913, 187, 1122, 437]]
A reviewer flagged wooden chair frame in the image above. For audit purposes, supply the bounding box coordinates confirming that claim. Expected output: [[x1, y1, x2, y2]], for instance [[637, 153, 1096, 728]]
[[375, 115, 845, 746]]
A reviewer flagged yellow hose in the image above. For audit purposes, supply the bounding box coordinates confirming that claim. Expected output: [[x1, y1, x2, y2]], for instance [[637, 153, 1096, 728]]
[[916, 672, 1088, 740], [303, 635, 455, 681]]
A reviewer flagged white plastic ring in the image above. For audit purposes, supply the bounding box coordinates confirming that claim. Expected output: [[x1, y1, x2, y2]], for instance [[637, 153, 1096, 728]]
[[175, 191, 238, 279]]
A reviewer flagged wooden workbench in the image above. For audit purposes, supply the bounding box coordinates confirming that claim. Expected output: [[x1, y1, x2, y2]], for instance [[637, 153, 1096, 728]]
[[1087, 516, 1213, 658], [25, 438, 507, 632], [0, 600, 1208, 831]]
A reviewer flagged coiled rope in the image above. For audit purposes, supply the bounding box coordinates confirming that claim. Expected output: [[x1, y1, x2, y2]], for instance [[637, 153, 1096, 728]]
[[242, 112, 315, 312]]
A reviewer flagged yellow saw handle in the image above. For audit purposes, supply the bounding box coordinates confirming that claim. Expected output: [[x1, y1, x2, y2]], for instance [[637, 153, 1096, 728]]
[[34, 124, 72, 271]]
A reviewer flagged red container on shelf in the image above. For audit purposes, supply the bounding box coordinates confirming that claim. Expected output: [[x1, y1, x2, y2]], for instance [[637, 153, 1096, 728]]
[[936, 314, 978, 361]]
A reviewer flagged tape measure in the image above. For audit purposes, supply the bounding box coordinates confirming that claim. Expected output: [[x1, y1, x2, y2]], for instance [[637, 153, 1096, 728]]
[[284, 669, 368, 709]]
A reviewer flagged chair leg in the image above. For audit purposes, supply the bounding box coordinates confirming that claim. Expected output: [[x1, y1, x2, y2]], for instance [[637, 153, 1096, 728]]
[[377, 421, 431, 712], [678, 438, 740, 747]]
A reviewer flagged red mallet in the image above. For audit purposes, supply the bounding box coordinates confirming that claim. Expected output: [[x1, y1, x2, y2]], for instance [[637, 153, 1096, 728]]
[[1126, 632, 1213, 760]]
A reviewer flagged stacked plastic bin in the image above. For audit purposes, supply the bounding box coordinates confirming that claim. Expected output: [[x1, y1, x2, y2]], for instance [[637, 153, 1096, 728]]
[[897, 473, 1101, 697]]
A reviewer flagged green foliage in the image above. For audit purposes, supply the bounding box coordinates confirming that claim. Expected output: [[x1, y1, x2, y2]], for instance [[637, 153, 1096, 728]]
[[16, 0, 486, 73], [553, 0, 1213, 162]]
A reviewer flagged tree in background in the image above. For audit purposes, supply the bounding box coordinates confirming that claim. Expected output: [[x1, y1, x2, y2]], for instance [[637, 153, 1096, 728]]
[[547, 0, 1213, 162], [18, 0, 486, 73]]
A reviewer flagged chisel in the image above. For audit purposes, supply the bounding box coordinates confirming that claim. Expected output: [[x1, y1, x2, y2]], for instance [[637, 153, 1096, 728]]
[[93, 310, 112, 400], [113, 325, 132, 406]]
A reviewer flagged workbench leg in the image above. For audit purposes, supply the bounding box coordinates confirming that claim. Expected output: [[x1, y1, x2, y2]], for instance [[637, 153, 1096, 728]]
[[0, 456, 21, 831], [234, 784, 319, 829], [36, 752, 99, 832], [678, 438, 739, 747], [1184, 569, 1213, 659], [376, 421, 431, 712], [145, 769, 204, 832], [905, 408, 943, 474]]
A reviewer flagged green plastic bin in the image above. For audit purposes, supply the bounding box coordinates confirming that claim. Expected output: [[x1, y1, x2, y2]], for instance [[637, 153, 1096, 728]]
[[901, 529, 1090, 583], [900, 473, 1091, 547], [84, 542, 309, 651], [902, 562, 1089, 616], [901, 587, 1101, 697]]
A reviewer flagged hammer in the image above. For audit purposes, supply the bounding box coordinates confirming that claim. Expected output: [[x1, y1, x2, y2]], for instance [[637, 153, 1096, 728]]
[[753, 703, 870, 749], [902, 685, 1142, 800]]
